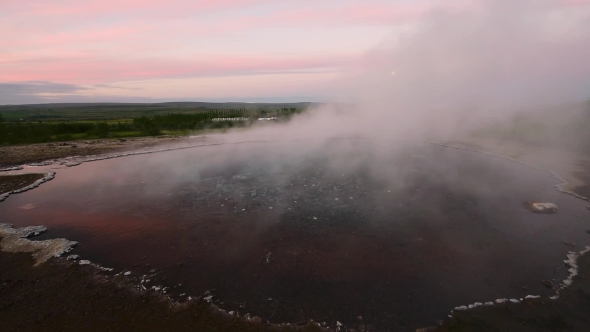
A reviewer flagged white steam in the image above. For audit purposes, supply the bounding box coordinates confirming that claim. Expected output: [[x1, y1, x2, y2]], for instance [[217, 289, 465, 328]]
[[230, 0, 589, 146]]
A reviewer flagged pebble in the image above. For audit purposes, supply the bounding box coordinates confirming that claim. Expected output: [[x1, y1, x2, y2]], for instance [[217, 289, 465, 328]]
[[564, 241, 576, 248], [79, 260, 91, 265], [124, 271, 131, 276]]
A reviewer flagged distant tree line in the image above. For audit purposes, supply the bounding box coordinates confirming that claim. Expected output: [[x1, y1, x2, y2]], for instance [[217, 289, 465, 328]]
[[0, 108, 304, 145]]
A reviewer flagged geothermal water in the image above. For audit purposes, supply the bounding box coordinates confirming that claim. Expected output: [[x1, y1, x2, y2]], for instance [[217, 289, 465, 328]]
[[1, 140, 589, 331]]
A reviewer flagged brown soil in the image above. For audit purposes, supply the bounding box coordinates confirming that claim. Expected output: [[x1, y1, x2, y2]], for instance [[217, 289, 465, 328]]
[[0, 173, 45, 195], [0, 248, 324, 332], [0, 136, 189, 167]]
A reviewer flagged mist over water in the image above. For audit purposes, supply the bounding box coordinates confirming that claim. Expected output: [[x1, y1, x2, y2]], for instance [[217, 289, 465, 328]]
[[2, 140, 589, 330], [229, 0, 589, 148], [2, 1, 590, 331]]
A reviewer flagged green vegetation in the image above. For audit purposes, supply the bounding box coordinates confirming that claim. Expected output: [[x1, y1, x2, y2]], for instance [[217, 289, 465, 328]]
[[0, 103, 309, 145], [0, 102, 313, 122]]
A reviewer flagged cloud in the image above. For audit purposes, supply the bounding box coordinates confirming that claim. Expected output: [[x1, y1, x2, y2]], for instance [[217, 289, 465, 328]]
[[2, 0, 588, 103], [0, 80, 321, 104], [0, 56, 353, 83], [93, 84, 142, 90], [0, 81, 88, 94], [0, 81, 90, 104]]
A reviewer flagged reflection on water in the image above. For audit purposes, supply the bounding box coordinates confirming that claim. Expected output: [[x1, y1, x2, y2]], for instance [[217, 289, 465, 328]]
[[1, 141, 589, 331]]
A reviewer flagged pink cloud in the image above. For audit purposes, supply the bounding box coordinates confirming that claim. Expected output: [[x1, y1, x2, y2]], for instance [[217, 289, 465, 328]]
[[0, 1, 433, 75], [0, 55, 355, 83], [560, 0, 590, 7], [32, 25, 146, 46], [5, 0, 271, 17]]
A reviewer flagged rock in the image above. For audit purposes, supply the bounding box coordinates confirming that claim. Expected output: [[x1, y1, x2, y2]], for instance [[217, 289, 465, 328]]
[[542, 280, 553, 288], [0, 224, 77, 266], [264, 252, 274, 264], [0, 224, 47, 238], [67, 255, 79, 261], [525, 202, 558, 214], [564, 241, 576, 248], [123, 271, 131, 276], [17, 204, 37, 211], [79, 260, 91, 265]]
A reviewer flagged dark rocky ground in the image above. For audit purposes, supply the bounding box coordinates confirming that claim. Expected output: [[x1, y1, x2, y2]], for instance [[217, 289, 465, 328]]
[[1, 246, 589, 332], [0, 173, 44, 195], [0, 249, 324, 332], [0, 136, 194, 167], [432, 251, 590, 332]]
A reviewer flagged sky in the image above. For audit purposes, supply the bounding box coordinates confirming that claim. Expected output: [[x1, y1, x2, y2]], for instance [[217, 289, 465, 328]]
[[1, 0, 589, 104]]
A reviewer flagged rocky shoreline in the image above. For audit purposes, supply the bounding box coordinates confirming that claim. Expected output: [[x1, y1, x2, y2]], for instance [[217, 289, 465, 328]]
[[432, 143, 590, 202], [0, 136, 202, 168], [2, 221, 589, 332], [427, 246, 590, 331], [0, 242, 327, 332], [0, 171, 55, 202], [0, 223, 77, 266]]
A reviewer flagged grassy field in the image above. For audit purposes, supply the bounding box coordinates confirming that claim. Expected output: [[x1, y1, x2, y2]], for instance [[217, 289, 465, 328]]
[[0, 102, 311, 145]]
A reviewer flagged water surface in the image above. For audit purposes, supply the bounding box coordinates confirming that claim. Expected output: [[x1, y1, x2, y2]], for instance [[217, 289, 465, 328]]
[[2, 140, 588, 331]]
